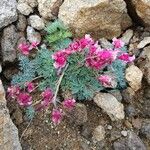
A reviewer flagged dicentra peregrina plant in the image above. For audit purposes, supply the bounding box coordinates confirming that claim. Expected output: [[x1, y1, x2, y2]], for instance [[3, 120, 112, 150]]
[[7, 35, 134, 125]]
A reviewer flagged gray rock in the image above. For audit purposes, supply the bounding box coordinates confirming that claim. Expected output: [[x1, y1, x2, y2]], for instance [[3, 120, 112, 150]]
[[125, 65, 143, 92], [140, 46, 150, 61], [125, 105, 136, 117], [29, 15, 45, 30], [92, 125, 105, 142], [1, 25, 18, 63], [58, 0, 132, 39], [137, 37, 150, 49], [113, 131, 146, 150], [17, 3, 33, 16], [0, 0, 18, 29], [121, 87, 135, 103], [121, 29, 133, 45], [27, 26, 41, 43], [0, 80, 22, 149], [109, 90, 122, 102], [99, 38, 113, 49], [17, 14, 27, 32], [140, 120, 150, 140], [66, 103, 88, 125], [94, 93, 125, 121]]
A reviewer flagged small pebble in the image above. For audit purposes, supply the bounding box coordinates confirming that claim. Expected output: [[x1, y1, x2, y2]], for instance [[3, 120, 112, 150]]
[[121, 130, 128, 137], [107, 125, 112, 130]]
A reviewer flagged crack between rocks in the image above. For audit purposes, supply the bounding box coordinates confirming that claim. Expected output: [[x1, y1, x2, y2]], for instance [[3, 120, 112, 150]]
[[124, 0, 145, 27]]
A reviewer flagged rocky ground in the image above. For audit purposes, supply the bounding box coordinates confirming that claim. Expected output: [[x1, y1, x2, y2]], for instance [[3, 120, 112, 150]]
[[0, 0, 150, 150]]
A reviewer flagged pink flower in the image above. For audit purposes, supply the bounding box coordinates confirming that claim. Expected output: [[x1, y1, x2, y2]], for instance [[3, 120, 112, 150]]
[[17, 92, 32, 106], [30, 41, 39, 49], [7, 85, 20, 99], [79, 34, 93, 49], [41, 88, 53, 106], [52, 51, 68, 69], [70, 41, 81, 52], [86, 49, 117, 70], [18, 43, 30, 55], [26, 82, 35, 93], [63, 99, 76, 110], [112, 38, 125, 49], [98, 75, 114, 88], [52, 109, 63, 125], [118, 53, 135, 63]]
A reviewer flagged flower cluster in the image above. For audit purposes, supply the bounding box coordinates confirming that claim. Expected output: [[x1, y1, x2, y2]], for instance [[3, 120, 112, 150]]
[[52, 35, 134, 72], [18, 41, 39, 55], [7, 84, 76, 125]]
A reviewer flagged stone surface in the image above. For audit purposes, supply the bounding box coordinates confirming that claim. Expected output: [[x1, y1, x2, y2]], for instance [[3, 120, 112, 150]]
[[125, 65, 143, 91], [140, 120, 150, 140], [113, 131, 146, 150], [17, 3, 33, 16], [0, 0, 18, 29], [27, 26, 41, 44], [94, 93, 125, 121], [1, 25, 18, 63], [29, 15, 45, 30], [59, 0, 132, 39], [0, 80, 22, 149], [109, 90, 122, 102], [18, 0, 38, 8], [141, 46, 150, 61], [121, 87, 135, 103], [66, 103, 88, 125], [132, 0, 150, 26], [137, 37, 150, 49], [121, 29, 134, 44], [125, 105, 136, 117], [99, 38, 112, 49], [38, 0, 63, 19], [17, 14, 27, 32], [92, 125, 105, 142]]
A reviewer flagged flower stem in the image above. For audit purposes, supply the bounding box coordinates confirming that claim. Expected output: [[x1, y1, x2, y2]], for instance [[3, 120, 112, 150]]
[[53, 64, 69, 107]]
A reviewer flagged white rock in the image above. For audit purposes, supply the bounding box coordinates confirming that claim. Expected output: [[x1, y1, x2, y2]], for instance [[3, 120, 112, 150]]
[[29, 15, 45, 30], [99, 38, 113, 49], [17, 3, 33, 16], [18, 0, 38, 8], [94, 93, 125, 121], [107, 125, 112, 130], [121, 29, 134, 44], [0, 0, 18, 29], [125, 65, 143, 91], [121, 130, 128, 137], [93, 125, 105, 142], [137, 37, 150, 49], [38, 0, 63, 19], [27, 26, 41, 43]]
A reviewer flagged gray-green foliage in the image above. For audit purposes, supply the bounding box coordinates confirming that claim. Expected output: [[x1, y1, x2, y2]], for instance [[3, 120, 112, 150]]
[[12, 55, 36, 87], [61, 53, 104, 100], [45, 20, 72, 50], [25, 106, 35, 120]]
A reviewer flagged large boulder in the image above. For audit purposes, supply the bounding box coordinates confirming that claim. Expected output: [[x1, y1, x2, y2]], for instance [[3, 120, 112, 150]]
[[0, 0, 18, 29], [131, 0, 150, 26], [0, 80, 22, 150], [58, 0, 132, 39]]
